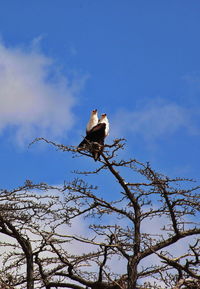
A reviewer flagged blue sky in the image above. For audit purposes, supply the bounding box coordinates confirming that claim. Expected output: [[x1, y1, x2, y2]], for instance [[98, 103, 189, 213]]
[[0, 0, 200, 190]]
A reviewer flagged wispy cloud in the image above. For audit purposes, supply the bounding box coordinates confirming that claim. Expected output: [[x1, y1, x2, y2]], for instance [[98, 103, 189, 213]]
[[111, 97, 200, 142], [0, 41, 84, 145]]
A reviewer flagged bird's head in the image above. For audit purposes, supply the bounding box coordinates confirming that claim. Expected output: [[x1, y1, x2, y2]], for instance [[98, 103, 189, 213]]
[[101, 113, 107, 118], [99, 113, 108, 123], [92, 109, 97, 114]]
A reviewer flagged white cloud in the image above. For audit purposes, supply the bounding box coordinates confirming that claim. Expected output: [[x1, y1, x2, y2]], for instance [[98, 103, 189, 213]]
[[0, 41, 84, 145], [111, 97, 199, 141]]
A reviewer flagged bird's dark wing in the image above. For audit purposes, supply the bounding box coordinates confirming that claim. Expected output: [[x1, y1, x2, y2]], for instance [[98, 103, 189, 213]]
[[78, 138, 88, 148], [86, 123, 106, 144], [78, 123, 105, 148]]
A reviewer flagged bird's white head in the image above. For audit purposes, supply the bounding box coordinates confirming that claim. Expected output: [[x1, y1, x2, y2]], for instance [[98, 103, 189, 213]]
[[99, 113, 107, 121], [92, 109, 98, 115], [92, 109, 98, 121]]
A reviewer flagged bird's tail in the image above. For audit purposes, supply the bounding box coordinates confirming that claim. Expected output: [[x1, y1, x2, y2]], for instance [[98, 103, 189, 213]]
[[78, 138, 87, 148]]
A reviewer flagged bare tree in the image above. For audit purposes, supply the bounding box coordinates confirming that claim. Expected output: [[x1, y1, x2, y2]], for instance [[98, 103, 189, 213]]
[[0, 138, 199, 289], [0, 181, 67, 289]]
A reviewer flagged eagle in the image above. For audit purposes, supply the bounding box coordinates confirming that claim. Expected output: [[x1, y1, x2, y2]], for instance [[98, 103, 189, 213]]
[[78, 112, 109, 161]]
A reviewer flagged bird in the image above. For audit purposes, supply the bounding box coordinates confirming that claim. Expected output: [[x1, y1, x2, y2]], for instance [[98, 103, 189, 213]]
[[86, 109, 98, 135], [78, 113, 109, 161]]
